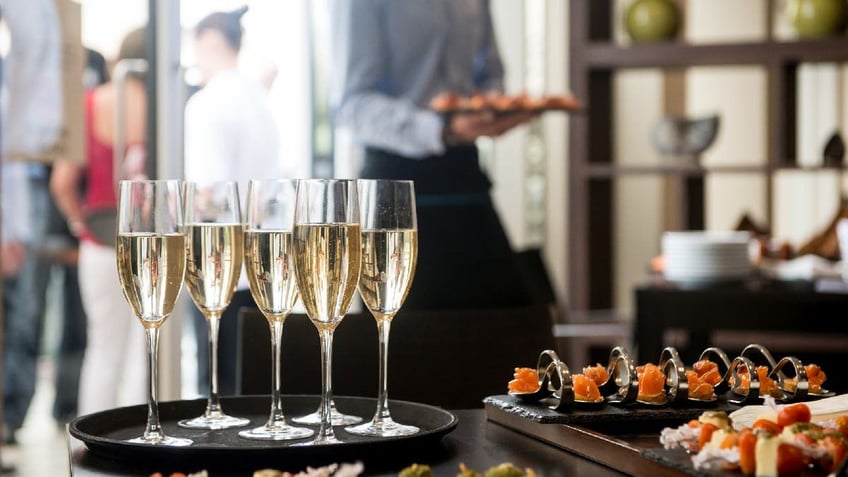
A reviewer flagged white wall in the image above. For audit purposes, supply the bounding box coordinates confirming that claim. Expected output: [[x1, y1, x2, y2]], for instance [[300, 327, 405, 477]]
[[487, 0, 572, 309]]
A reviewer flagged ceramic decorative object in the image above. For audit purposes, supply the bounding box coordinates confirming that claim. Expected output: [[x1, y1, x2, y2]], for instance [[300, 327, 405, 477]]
[[786, 0, 848, 39], [624, 0, 680, 43], [652, 115, 720, 159]]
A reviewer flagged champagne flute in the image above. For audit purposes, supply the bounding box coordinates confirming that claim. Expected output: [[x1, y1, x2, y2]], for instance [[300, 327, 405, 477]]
[[292, 179, 362, 445], [116, 180, 191, 446], [239, 180, 313, 441], [178, 181, 250, 430], [346, 180, 419, 437]]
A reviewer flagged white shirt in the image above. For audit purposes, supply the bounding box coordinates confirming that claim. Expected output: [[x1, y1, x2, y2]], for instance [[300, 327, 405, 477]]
[[184, 69, 281, 289], [2, 0, 63, 159], [184, 69, 281, 190]]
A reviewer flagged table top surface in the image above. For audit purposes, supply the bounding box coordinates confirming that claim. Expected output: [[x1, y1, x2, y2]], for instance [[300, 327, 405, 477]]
[[68, 409, 629, 477], [636, 275, 848, 296]]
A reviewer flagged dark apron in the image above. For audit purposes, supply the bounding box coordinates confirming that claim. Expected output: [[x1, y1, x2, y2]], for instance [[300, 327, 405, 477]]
[[362, 146, 531, 310]]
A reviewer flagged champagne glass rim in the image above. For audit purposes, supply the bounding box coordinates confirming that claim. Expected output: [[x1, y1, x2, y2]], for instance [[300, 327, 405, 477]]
[[357, 179, 415, 185], [119, 179, 182, 185], [248, 178, 299, 184], [184, 179, 240, 186], [297, 178, 358, 184]]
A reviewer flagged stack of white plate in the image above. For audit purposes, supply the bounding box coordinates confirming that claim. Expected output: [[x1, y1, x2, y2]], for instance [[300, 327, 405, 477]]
[[662, 231, 753, 282]]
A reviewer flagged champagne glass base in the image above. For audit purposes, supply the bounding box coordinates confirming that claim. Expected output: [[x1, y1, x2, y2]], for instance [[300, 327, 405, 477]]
[[238, 424, 314, 441], [126, 435, 193, 447], [345, 417, 419, 437], [178, 413, 250, 430], [292, 405, 362, 426], [293, 435, 344, 446]]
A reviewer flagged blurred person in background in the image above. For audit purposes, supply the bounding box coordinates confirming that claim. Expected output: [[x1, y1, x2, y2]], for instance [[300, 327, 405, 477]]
[[183, 6, 281, 397], [1, 0, 62, 444], [11, 48, 107, 427], [1, 162, 31, 447], [330, 0, 535, 310], [51, 28, 148, 415], [49, 47, 109, 425]]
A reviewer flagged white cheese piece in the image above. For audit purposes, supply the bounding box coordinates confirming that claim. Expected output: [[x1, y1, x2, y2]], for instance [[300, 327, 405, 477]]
[[708, 429, 728, 450], [755, 434, 779, 477]]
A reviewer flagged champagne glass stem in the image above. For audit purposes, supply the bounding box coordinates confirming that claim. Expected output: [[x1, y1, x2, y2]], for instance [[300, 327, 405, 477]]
[[268, 320, 286, 426], [144, 326, 164, 441], [205, 314, 222, 416], [318, 327, 336, 441], [374, 318, 392, 423]]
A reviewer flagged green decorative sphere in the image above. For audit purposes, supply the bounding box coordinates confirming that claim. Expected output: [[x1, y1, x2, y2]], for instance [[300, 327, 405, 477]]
[[625, 0, 681, 43], [787, 0, 848, 39]]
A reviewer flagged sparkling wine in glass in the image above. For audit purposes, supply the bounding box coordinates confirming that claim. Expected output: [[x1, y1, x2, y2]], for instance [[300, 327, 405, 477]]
[[178, 181, 250, 430], [292, 179, 362, 445], [116, 180, 191, 446], [346, 180, 419, 437], [239, 180, 313, 441]]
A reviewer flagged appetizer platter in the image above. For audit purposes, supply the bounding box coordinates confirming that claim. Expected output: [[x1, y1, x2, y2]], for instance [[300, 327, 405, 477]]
[[496, 344, 831, 416], [484, 344, 843, 477], [429, 91, 583, 115], [646, 397, 848, 476]]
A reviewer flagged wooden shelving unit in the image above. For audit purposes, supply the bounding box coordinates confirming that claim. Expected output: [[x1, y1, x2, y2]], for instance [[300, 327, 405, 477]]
[[567, 0, 848, 310]]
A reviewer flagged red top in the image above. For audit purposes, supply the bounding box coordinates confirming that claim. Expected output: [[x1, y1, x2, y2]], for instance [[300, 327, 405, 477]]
[[83, 89, 117, 212]]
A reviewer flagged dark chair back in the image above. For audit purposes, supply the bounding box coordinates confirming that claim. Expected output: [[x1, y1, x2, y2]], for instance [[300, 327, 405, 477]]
[[237, 306, 556, 409]]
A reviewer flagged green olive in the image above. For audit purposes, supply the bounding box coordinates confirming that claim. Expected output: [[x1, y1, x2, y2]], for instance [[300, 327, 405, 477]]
[[399, 464, 434, 477], [483, 463, 525, 477]]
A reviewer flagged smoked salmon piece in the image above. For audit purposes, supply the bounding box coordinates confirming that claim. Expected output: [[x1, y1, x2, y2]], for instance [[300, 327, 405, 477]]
[[637, 363, 667, 403], [508, 367, 540, 393], [686, 369, 715, 401], [692, 360, 723, 386], [733, 365, 782, 397], [784, 363, 827, 394], [572, 373, 602, 402], [582, 364, 610, 386]]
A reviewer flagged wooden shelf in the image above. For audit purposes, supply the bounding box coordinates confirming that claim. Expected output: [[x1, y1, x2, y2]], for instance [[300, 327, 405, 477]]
[[585, 163, 767, 178], [586, 37, 848, 69], [773, 163, 847, 172], [565, 0, 848, 311]]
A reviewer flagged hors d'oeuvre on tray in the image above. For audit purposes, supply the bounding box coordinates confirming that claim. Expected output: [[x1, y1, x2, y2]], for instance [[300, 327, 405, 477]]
[[429, 91, 582, 114], [660, 395, 848, 476]]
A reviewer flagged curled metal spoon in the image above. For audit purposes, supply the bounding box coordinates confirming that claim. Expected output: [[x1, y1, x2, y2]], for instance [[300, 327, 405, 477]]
[[769, 356, 808, 402], [740, 344, 833, 399], [727, 356, 772, 405], [698, 347, 732, 395], [741, 343, 779, 368], [599, 346, 639, 405], [508, 349, 561, 402], [509, 349, 606, 411], [546, 360, 606, 412]]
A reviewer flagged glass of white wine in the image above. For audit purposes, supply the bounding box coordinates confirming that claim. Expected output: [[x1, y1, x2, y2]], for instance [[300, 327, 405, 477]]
[[346, 180, 418, 437], [116, 180, 191, 446], [292, 179, 362, 445], [178, 181, 250, 430], [239, 179, 313, 441]]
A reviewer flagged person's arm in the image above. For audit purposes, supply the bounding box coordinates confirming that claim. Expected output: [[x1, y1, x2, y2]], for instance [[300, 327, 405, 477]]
[[330, 0, 446, 158], [49, 159, 88, 238], [330, 0, 530, 157]]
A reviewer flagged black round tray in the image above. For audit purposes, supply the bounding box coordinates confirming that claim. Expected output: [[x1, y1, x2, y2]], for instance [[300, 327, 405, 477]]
[[70, 395, 457, 468]]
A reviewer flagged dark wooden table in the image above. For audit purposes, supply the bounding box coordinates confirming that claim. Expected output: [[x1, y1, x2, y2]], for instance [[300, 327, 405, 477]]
[[68, 409, 629, 477], [635, 278, 848, 392]]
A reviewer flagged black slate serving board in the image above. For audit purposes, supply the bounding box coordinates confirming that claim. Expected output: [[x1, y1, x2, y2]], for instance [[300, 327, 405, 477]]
[[483, 394, 741, 428]]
